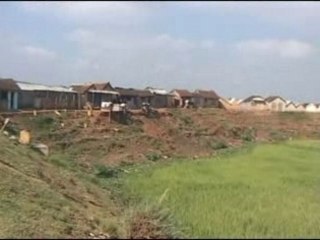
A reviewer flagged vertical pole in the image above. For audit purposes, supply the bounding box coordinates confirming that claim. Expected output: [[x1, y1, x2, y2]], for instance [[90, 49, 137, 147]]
[[46, 91, 49, 110], [13, 92, 18, 110], [78, 93, 81, 110], [7, 91, 11, 110], [109, 104, 112, 123], [92, 93, 94, 108]]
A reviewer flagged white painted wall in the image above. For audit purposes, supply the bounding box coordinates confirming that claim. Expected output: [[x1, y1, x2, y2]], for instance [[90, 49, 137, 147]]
[[305, 104, 318, 112], [266, 98, 286, 112], [284, 103, 296, 112], [295, 105, 305, 112], [239, 101, 269, 111]]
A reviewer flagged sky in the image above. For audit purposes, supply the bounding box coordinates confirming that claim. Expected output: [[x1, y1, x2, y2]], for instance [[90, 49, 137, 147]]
[[0, 1, 320, 102]]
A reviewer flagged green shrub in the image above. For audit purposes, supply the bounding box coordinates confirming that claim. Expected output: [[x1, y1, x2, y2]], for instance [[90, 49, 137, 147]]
[[278, 112, 310, 121], [131, 125, 144, 133], [168, 128, 178, 135], [48, 154, 76, 169], [95, 165, 120, 178], [119, 161, 134, 167], [5, 123, 20, 135], [230, 127, 242, 138], [241, 128, 256, 142], [181, 116, 193, 125], [209, 138, 228, 150], [269, 130, 289, 141], [127, 203, 181, 239], [34, 116, 57, 130], [146, 152, 162, 162]]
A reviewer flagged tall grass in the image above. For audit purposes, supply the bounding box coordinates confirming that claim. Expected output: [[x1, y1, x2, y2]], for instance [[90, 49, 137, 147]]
[[122, 140, 320, 238]]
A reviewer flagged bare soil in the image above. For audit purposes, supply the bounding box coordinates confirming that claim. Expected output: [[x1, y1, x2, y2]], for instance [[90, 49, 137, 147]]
[[4, 108, 320, 167]]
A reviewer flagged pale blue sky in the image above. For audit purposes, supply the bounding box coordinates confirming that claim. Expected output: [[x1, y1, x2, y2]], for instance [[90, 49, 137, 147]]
[[0, 2, 320, 102]]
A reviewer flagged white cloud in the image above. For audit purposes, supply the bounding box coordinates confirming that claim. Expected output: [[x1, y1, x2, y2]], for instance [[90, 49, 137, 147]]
[[152, 34, 196, 51], [200, 40, 215, 49], [22, 46, 57, 60], [21, 1, 140, 14], [68, 29, 212, 53], [236, 39, 315, 59], [20, 1, 152, 26], [65, 28, 219, 88], [181, 2, 320, 25]]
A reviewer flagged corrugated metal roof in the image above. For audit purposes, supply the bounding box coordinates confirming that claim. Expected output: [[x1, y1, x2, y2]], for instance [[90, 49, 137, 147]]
[[171, 89, 193, 98], [252, 97, 265, 101], [265, 96, 287, 103], [146, 87, 168, 95], [0, 78, 20, 91], [228, 98, 236, 103], [242, 95, 266, 103], [115, 87, 154, 97], [89, 89, 119, 95], [228, 98, 242, 104], [71, 84, 94, 93], [16, 81, 76, 93], [194, 90, 219, 99], [94, 82, 113, 91], [302, 103, 316, 107]]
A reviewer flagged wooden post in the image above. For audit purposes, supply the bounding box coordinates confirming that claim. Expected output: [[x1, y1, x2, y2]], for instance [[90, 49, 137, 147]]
[[46, 91, 49, 110], [78, 93, 81, 110], [0, 118, 10, 132], [91, 93, 94, 108], [7, 91, 11, 110], [109, 105, 112, 123], [13, 92, 18, 110]]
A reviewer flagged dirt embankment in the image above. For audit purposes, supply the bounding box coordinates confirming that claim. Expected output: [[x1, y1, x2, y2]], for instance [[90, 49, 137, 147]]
[[3, 108, 320, 168]]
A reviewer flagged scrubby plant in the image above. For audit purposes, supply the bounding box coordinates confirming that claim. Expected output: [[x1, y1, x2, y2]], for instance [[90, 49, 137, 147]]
[[241, 127, 256, 142], [95, 164, 120, 178], [126, 199, 182, 239], [181, 116, 193, 125], [146, 152, 162, 162], [209, 138, 229, 150], [269, 130, 289, 142], [34, 116, 56, 129]]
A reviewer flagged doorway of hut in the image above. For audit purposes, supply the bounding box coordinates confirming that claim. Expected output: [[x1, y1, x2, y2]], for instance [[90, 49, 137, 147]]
[[0, 91, 18, 111], [174, 99, 180, 107]]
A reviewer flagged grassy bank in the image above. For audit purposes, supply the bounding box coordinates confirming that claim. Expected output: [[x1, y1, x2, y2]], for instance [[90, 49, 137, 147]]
[[0, 135, 122, 238], [121, 140, 320, 238]]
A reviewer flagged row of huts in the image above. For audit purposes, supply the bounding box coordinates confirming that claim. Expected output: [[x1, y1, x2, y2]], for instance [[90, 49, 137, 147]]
[[1, 78, 318, 113], [0, 78, 221, 111], [220, 95, 320, 113]]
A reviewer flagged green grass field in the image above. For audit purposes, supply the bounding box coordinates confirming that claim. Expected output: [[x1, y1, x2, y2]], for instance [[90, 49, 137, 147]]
[[122, 140, 320, 238]]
